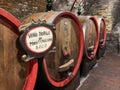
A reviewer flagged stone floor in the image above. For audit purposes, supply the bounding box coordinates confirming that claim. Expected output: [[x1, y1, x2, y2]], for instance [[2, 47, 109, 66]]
[[77, 53, 120, 90]]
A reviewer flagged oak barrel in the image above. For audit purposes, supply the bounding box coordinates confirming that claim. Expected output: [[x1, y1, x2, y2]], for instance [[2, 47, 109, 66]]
[[96, 17, 106, 48], [95, 17, 106, 59], [78, 16, 99, 60], [0, 8, 38, 90], [78, 16, 99, 76], [22, 11, 84, 87]]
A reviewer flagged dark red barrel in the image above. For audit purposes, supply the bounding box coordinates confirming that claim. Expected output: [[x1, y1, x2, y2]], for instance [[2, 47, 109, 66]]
[[22, 11, 84, 87]]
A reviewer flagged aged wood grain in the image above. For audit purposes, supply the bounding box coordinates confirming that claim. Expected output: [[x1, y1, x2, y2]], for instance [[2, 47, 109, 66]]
[[0, 24, 28, 90]]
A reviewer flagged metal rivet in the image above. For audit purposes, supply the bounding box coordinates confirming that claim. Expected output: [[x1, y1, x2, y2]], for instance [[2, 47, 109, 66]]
[[21, 54, 28, 61]]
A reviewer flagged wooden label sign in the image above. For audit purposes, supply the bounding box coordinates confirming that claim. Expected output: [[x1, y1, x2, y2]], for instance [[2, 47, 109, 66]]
[[20, 23, 55, 58]]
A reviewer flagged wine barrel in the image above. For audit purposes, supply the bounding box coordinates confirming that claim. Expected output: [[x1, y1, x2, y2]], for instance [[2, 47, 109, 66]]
[[0, 8, 38, 90], [95, 17, 106, 59], [78, 16, 99, 76], [78, 16, 99, 60], [22, 11, 84, 87], [96, 17, 106, 48]]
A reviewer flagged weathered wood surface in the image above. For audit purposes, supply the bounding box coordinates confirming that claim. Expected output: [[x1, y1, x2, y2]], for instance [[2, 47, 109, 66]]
[[0, 0, 46, 20], [0, 24, 27, 90]]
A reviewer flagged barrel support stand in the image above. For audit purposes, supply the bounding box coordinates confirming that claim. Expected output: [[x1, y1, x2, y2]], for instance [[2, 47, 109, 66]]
[[35, 71, 80, 90], [96, 45, 106, 60], [80, 56, 96, 77], [34, 59, 80, 90]]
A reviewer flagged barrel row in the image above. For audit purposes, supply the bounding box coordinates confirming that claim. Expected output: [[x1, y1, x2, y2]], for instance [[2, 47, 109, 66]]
[[79, 16, 106, 76], [0, 8, 106, 90]]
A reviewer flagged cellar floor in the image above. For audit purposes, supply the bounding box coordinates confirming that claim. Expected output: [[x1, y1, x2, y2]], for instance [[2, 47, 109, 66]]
[[77, 53, 120, 90]]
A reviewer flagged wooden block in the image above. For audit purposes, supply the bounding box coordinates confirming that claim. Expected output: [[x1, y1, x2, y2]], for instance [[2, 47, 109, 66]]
[[87, 45, 94, 52], [99, 39, 104, 44], [58, 59, 74, 72]]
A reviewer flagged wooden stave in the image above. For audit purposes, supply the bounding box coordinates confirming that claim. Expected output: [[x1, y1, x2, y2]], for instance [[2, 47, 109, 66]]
[[0, 8, 25, 90]]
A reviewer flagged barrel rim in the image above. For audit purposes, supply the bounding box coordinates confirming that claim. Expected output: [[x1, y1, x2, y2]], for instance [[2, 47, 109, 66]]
[[43, 11, 84, 87], [0, 8, 21, 35], [88, 16, 99, 60], [23, 59, 38, 90]]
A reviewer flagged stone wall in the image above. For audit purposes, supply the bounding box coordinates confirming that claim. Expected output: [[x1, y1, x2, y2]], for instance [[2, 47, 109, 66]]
[[52, 0, 119, 32], [0, 0, 46, 21], [1, 0, 119, 32], [82, 0, 117, 32], [106, 33, 120, 54]]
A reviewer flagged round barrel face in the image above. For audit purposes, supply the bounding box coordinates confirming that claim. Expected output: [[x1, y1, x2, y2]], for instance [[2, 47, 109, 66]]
[[21, 12, 84, 87], [0, 24, 27, 90], [99, 20, 105, 45], [45, 17, 80, 81], [85, 19, 97, 58]]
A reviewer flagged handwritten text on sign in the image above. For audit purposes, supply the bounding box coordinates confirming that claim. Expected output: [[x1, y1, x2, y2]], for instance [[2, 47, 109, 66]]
[[26, 26, 53, 53]]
